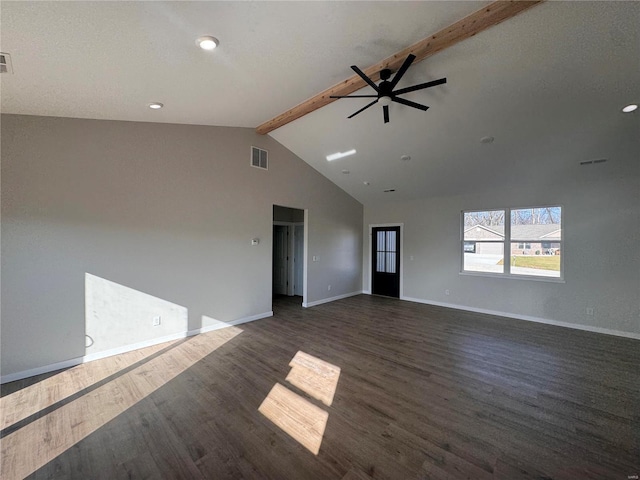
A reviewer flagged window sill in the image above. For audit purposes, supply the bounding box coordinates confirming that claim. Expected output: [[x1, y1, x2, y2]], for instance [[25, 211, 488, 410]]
[[459, 271, 565, 283]]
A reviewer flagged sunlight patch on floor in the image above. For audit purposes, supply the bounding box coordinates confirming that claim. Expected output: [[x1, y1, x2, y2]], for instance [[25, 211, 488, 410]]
[[287, 351, 340, 406], [0, 327, 242, 480], [259, 383, 328, 455], [259, 351, 340, 455], [0, 341, 172, 431]]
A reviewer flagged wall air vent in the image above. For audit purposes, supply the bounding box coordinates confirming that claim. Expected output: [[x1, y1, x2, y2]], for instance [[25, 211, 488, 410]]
[[0, 53, 14, 74], [251, 146, 268, 170]]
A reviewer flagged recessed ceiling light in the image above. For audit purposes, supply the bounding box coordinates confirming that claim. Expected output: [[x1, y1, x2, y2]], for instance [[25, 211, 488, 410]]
[[363, 181, 370, 186], [622, 104, 638, 113], [148, 102, 164, 110], [400, 155, 411, 162], [326, 149, 356, 161], [196, 36, 219, 51], [480, 136, 494, 144]]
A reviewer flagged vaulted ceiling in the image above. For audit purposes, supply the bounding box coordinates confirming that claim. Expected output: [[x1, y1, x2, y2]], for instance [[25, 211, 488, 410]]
[[2, 1, 638, 205]]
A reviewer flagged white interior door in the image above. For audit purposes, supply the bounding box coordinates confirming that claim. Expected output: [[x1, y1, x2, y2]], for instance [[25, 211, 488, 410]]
[[273, 225, 288, 295]]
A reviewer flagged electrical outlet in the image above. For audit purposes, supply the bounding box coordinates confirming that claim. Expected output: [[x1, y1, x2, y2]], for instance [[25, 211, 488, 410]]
[[327, 285, 331, 291], [445, 289, 450, 296], [585, 308, 594, 316], [153, 315, 162, 326]]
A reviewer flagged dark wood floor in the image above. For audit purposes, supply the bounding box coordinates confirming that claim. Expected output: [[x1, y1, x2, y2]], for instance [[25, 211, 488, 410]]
[[2, 295, 639, 479]]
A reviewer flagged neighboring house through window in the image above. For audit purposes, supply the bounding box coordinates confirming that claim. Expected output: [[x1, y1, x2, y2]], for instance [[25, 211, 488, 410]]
[[462, 206, 562, 279]]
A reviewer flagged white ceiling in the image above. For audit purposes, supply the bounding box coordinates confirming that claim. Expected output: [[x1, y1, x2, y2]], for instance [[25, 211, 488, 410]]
[[2, 1, 639, 205]]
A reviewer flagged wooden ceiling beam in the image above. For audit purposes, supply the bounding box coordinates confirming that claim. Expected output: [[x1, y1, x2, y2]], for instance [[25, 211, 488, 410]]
[[256, 0, 544, 135]]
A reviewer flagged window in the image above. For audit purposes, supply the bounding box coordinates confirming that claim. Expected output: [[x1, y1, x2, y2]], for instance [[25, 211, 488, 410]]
[[376, 229, 397, 273], [462, 210, 505, 274], [462, 206, 562, 279]]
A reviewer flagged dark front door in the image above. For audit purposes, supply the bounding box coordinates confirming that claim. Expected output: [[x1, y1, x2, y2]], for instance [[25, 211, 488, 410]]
[[372, 226, 400, 298]]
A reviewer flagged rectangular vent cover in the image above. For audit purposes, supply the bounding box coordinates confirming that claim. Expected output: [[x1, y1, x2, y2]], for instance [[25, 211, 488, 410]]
[[0, 53, 13, 74], [580, 158, 607, 166], [251, 146, 268, 170]]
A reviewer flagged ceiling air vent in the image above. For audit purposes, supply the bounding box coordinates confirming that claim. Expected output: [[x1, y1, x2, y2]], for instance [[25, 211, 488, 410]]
[[580, 158, 607, 166], [0, 53, 13, 74], [251, 146, 268, 170]]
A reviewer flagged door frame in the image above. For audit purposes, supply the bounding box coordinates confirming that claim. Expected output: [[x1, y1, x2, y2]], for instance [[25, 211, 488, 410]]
[[368, 223, 403, 298], [293, 223, 304, 296]]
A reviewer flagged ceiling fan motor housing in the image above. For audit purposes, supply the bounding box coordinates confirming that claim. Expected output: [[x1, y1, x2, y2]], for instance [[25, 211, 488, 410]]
[[380, 68, 392, 81], [378, 80, 393, 97]]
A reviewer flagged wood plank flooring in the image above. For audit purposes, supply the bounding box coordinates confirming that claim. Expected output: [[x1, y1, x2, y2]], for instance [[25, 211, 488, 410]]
[[1, 294, 639, 479]]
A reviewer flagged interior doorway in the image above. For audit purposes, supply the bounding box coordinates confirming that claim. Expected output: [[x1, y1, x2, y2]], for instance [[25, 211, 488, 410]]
[[273, 205, 305, 306]]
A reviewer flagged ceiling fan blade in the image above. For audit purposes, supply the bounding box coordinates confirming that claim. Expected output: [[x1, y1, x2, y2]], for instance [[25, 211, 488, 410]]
[[389, 54, 416, 89], [393, 78, 447, 96], [330, 95, 379, 99], [383, 105, 390, 124], [392, 96, 429, 111], [351, 65, 380, 92], [348, 100, 378, 119]]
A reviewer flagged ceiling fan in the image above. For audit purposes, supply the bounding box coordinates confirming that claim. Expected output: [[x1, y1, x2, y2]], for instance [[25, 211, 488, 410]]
[[330, 54, 446, 124]]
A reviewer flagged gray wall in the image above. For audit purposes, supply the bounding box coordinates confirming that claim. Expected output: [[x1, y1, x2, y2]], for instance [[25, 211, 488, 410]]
[[363, 163, 640, 336], [1, 115, 363, 378]]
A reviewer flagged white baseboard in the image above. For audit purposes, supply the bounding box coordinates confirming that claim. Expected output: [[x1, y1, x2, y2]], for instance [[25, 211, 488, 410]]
[[0, 357, 85, 385], [1, 311, 274, 384], [82, 332, 189, 364], [187, 311, 273, 336], [303, 291, 363, 308], [401, 296, 640, 340], [362, 290, 371, 295]]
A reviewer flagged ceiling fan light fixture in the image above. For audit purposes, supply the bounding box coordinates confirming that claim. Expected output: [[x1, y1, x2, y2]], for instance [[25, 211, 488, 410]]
[[197, 36, 219, 50], [378, 96, 392, 107], [622, 104, 637, 113]]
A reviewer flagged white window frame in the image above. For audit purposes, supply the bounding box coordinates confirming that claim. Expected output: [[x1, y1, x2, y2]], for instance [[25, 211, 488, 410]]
[[460, 205, 564, 282]]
